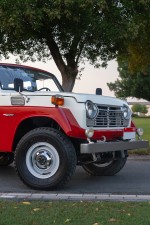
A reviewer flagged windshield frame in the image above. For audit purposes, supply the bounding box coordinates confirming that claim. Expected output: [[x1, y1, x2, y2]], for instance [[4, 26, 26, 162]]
[[0, 64, 64, 92]]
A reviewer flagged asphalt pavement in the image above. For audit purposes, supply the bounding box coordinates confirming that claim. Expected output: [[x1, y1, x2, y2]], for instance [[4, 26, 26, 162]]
[[0, 155, 150, 201]]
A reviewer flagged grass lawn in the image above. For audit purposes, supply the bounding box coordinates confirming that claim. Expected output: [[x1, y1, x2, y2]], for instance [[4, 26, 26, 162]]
[[131, 117, 150, 154], [133, 117, 150, 142], [1, 200, 150, 225]]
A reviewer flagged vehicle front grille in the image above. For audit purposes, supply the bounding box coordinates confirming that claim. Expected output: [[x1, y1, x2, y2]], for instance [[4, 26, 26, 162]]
[[86, 105, 129, 128]]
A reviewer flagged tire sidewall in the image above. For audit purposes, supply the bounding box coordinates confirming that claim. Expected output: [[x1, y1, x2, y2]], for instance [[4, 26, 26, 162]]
[[83, 157, 127, 176], [15, 128, 76, 189]]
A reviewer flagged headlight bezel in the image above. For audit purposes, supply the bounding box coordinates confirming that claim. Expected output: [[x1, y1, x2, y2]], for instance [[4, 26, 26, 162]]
[[85, 100, 98, 119], [122, 104, 132, 120]]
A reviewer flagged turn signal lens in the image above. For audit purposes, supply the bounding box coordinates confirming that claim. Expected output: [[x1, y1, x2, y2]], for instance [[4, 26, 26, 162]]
[[51, 95, 64, 106], [137, 128, 144, 136]]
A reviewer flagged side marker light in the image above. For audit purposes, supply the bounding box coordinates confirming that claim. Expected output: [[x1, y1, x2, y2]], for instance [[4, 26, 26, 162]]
[[51, 95, 64, 106]]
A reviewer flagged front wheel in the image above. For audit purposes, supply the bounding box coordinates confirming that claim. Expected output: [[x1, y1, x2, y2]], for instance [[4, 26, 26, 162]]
[[82, 152, 127, 176], [15, 128, 77, 190]]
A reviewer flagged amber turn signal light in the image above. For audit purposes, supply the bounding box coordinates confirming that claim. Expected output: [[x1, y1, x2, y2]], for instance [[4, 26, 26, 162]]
[[51, 95, 64, 106]]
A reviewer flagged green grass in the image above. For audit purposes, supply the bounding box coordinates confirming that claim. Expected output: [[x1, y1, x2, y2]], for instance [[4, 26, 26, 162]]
[[133, 117, 150, 142], [1, 200, 150, 225], [131, 117, 150, 155]]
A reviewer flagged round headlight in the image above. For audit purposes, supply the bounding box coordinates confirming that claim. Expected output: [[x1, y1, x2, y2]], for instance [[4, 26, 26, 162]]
[[86, 100, 98, 119], [122, 105, 131, 120]]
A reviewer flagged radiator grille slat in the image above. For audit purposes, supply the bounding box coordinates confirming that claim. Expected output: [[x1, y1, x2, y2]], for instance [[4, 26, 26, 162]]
[[86, 105, 129, 128]]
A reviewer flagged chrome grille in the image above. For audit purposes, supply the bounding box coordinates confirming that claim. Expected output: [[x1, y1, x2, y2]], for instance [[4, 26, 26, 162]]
[[87, 105, 129, 128]]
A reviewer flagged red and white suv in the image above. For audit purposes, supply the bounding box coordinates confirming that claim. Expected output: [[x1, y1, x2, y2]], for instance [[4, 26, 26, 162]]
[[0, 63, 148, 190]]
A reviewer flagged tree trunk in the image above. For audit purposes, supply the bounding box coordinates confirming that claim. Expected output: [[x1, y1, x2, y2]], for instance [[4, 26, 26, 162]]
[[61, 65, 78, 92], [61, 73, 76, 92], [46, 38, 79, 92]]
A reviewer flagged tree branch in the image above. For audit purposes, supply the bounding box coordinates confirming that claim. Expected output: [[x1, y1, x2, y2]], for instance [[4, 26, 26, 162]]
[[46, 36, 66, 73]]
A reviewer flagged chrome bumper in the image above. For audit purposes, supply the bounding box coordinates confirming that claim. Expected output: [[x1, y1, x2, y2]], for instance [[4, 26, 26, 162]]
[[80, 140, 149, 154]]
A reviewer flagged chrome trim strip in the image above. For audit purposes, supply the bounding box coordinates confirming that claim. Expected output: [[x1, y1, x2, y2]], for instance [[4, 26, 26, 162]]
[[3, 114, 15, 117]]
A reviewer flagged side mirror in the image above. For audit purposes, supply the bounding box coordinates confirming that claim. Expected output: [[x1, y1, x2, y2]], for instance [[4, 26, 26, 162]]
[[96, 88, 102, 95], [14, 78, 23, 92]]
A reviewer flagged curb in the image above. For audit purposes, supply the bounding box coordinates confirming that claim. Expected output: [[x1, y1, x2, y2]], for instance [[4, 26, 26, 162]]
[[1, 193, 150, 202]]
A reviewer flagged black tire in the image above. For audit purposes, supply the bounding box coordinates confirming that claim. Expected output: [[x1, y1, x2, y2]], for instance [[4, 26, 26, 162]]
[[14, 127, 77, 190], [0, 153, 14, 166], [82, 153, 127, 176]]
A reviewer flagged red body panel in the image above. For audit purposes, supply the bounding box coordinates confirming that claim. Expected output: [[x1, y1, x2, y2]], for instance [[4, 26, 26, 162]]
[[0, 106, 134, 152], [62, 108, 125, 140], [0, 63, 50, 74], [0, 106, 72, 152]]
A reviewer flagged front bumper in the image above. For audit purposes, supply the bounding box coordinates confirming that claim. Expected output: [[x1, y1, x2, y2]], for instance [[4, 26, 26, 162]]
[[80, 140, 149, 154]]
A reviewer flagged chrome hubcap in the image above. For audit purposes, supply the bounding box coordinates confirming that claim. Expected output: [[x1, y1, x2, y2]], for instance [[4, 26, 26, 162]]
[[35, 151, 52, 169], [26, 142, 60, 179]]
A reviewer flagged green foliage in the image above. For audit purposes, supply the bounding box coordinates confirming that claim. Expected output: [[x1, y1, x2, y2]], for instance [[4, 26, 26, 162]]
[[108, 61, 150, 101], [0, 0, 129, 90], [132, 104, 148, 114], [117, 0, 150, 72], [0, 0, 150, 90], [0, 0, 126, 62], [109, 0, 150, 73]]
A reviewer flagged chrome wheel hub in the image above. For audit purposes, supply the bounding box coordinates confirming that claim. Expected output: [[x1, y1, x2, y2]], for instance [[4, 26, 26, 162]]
[[26, 142, 60, 179], [35, 151, 52, 169]]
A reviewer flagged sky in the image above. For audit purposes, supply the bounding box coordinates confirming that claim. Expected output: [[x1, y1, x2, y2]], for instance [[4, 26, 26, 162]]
[[73, 60, 118, 96], [1, 55, 118, 97]]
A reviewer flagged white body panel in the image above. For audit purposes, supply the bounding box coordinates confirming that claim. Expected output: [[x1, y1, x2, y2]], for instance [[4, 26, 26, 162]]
[[0, 89, 130, 130]]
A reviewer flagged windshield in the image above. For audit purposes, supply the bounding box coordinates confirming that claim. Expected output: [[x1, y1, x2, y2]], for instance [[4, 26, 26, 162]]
[[0, 65, 63, 92]]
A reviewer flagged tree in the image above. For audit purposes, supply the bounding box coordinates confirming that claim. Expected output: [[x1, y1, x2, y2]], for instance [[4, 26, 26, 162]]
[[107, 60, 150, 101], [0, 0, 150, 91], [117, 0, 150, 72], [132, 104, 148, 115]]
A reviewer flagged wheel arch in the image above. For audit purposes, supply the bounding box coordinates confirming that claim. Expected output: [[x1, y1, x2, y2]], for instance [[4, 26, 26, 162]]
[[12, 116, 66, 152]]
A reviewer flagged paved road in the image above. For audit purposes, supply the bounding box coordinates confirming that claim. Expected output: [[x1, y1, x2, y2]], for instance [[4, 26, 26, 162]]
[[0, 156, 150, 195]]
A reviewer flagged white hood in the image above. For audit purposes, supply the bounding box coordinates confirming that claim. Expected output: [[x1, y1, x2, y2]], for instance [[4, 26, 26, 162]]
[[20, 90, 128, 107], [62, 92, 127, 106]]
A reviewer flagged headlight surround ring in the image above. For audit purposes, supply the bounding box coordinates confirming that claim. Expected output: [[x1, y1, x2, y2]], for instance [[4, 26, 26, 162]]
[[86, 100, 98, 119], [122, 104, 132, 120]]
